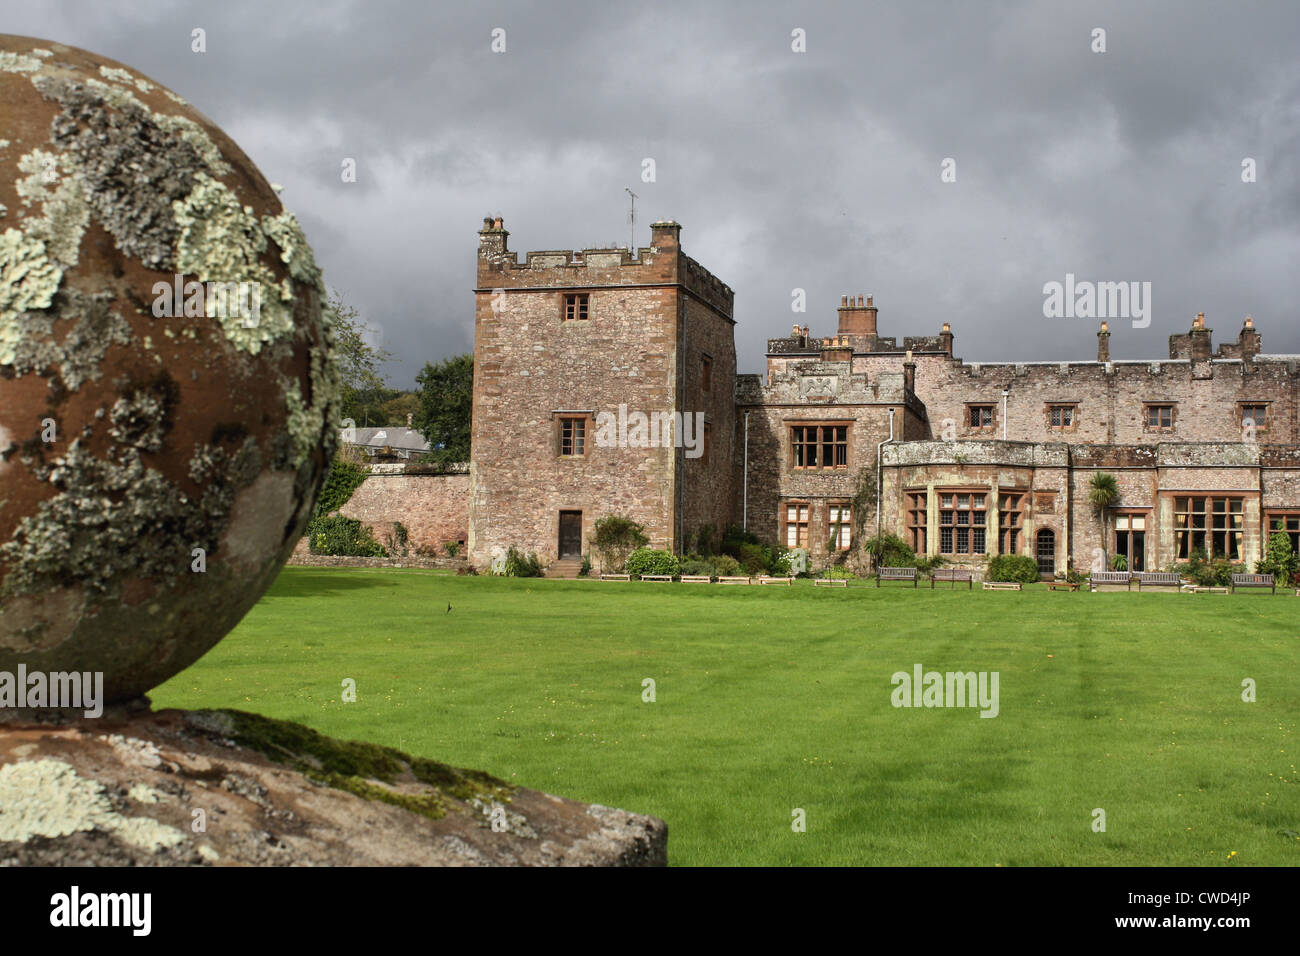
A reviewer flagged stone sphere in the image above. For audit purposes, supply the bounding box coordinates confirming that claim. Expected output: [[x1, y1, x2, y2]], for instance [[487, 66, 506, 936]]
[[0, 37, 337, 702]]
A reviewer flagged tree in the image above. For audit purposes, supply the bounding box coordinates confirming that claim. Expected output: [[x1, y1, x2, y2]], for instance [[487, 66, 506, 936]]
[[414, 354, 473, 462], [1088, 472, 1120, 564], [326, 289, 392, 427], [1258, 522, 1298, 585]]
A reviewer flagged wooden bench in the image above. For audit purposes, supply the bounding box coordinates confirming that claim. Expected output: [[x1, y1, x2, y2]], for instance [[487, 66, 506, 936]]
[[599, 573, 631, 582], [982, 581, 1022, 591], [1231, 573, 1275, 594], [756, 575, 794, 586], [814, 578, 848, 587], [930, 568, 972, 589], [1134, 571, 1183, 592], [639, 574, 674, 583], [1089, 571, 1133, 592], [679, 575, 712, 583], [1047, 581, 1080, 592], [717, 576, 752, 585], [876, 567, 918, 588]]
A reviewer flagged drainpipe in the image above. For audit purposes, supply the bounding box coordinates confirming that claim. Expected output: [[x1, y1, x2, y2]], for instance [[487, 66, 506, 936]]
[[1001, 388, 1009, 440], [876, 407, 896, 538], [743, 410, 750, 531]]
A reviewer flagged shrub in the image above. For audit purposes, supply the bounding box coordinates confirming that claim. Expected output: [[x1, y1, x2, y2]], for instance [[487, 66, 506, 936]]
[[822, 565, 856, 579], [1256, 523, 1298, 585], [986, 554, 1040, 584], [734, 542, 771, 575], [719, 524, 761, 556], [503, 547, 543, 577], [308, 515, 387, 557], [1173, 548, 1235, 587], [696, 525, 717, 557], [1110, 554, 1128, 572], [625, 548, 681, 577], [773, 547, 810, 576], [710, 554, 741, 577], [444, 541, 461, 557], [591, 515, 649, 572], [862, 532, 917, 569], [579, 554, 592, 577], [678, 558, 715, 578]]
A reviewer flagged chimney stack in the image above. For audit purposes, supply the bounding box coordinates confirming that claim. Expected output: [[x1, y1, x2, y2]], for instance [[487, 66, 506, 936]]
[[939, 322, 954, 357], [1190, 312, 1213, 360], [1238, 315, 1262, 361], [837, 292, 878, 337], [477, 215, 509, 259], [1097, 320, 1111, 363]]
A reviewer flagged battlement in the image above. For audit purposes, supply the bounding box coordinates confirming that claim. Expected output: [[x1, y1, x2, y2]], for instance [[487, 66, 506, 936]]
[[475, 216, 733, 318]]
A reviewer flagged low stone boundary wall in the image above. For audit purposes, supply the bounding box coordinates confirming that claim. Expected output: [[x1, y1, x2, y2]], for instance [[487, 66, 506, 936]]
[[286, 553, 468, 571]]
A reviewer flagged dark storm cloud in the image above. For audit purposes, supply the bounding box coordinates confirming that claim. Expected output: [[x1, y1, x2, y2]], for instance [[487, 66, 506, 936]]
[[6, 0, 1298, 383]]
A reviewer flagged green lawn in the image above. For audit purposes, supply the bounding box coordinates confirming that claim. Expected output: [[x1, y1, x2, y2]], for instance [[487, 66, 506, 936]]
[[151, 568, 1300, 866]]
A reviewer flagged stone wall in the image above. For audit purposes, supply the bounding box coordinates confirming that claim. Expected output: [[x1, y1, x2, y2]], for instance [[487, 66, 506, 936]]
[[293, 469, 469, 560]]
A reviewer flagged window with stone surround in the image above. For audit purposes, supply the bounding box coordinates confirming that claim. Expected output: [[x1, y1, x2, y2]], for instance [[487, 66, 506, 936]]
[[562, 293, 590, 321], [558, 416, 587, 457], [1266, 513, 1300, 555], [828, 502, 852, 550], [938, 491, 988, 556], [783, 501, 810, 548], [999, 493, 1024, 554], [1174, 495, 1243, 560], [967, 404, 995, 431], [1240, 403, 1269, 432], [1144, 403, 1175, 432], [906, 492, 928, 554], [1048, 404, 1077, 430], [790, 423, 849, 470], [701, 355, 713, 393]]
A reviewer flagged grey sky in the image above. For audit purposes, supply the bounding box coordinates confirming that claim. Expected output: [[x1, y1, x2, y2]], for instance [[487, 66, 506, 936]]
[[7, 0, 1298, 383]]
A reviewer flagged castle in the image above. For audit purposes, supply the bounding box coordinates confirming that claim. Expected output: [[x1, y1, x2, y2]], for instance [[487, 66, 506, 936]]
[[468, 217, 1300, 576]]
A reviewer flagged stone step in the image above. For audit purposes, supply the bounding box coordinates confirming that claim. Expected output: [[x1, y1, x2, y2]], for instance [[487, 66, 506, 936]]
[[547, 558, 584, 579]]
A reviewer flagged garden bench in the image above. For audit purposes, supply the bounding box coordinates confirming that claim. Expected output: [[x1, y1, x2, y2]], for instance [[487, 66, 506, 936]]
[[717, 576, 752, 585], [1089, 571, 1133, 592], [756, 575, 794, 585], [679, 575, 712, 583], [982, 581, 1022, 591], [599, 573, 631, 582], [814, 578, 848, 587], [1231, 573, 1275, 594], [1134, 572, 1183, 592], [876, 567, 918, 588], [1047, 581, 1079, 592], [930, 568, 972, 589], [639, 574, 674, 583]]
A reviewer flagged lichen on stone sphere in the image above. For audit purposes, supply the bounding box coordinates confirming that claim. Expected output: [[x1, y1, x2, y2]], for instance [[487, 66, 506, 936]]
[[0, 35, 339, 703]]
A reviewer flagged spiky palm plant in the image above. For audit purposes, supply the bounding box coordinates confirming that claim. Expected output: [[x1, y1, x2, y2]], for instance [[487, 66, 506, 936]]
[[1088, 472, 1121, 564]]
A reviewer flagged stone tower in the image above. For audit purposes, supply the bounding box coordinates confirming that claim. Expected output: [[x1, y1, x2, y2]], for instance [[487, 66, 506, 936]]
[[468, 218, 736, 567]]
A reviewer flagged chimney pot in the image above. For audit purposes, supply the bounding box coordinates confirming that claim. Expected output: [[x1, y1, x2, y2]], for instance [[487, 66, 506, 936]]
[[841, 295, 848, 307], [1100, 321, 1109, 333], [1195, 312, 1205, 328], [493, 217, 504, 228], [866, 295, 873, 306], [802, 326, 809, 338], [1244, 315, 1254, 329], [857, 295, 864, 307], [941, 322, 951, 333]]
